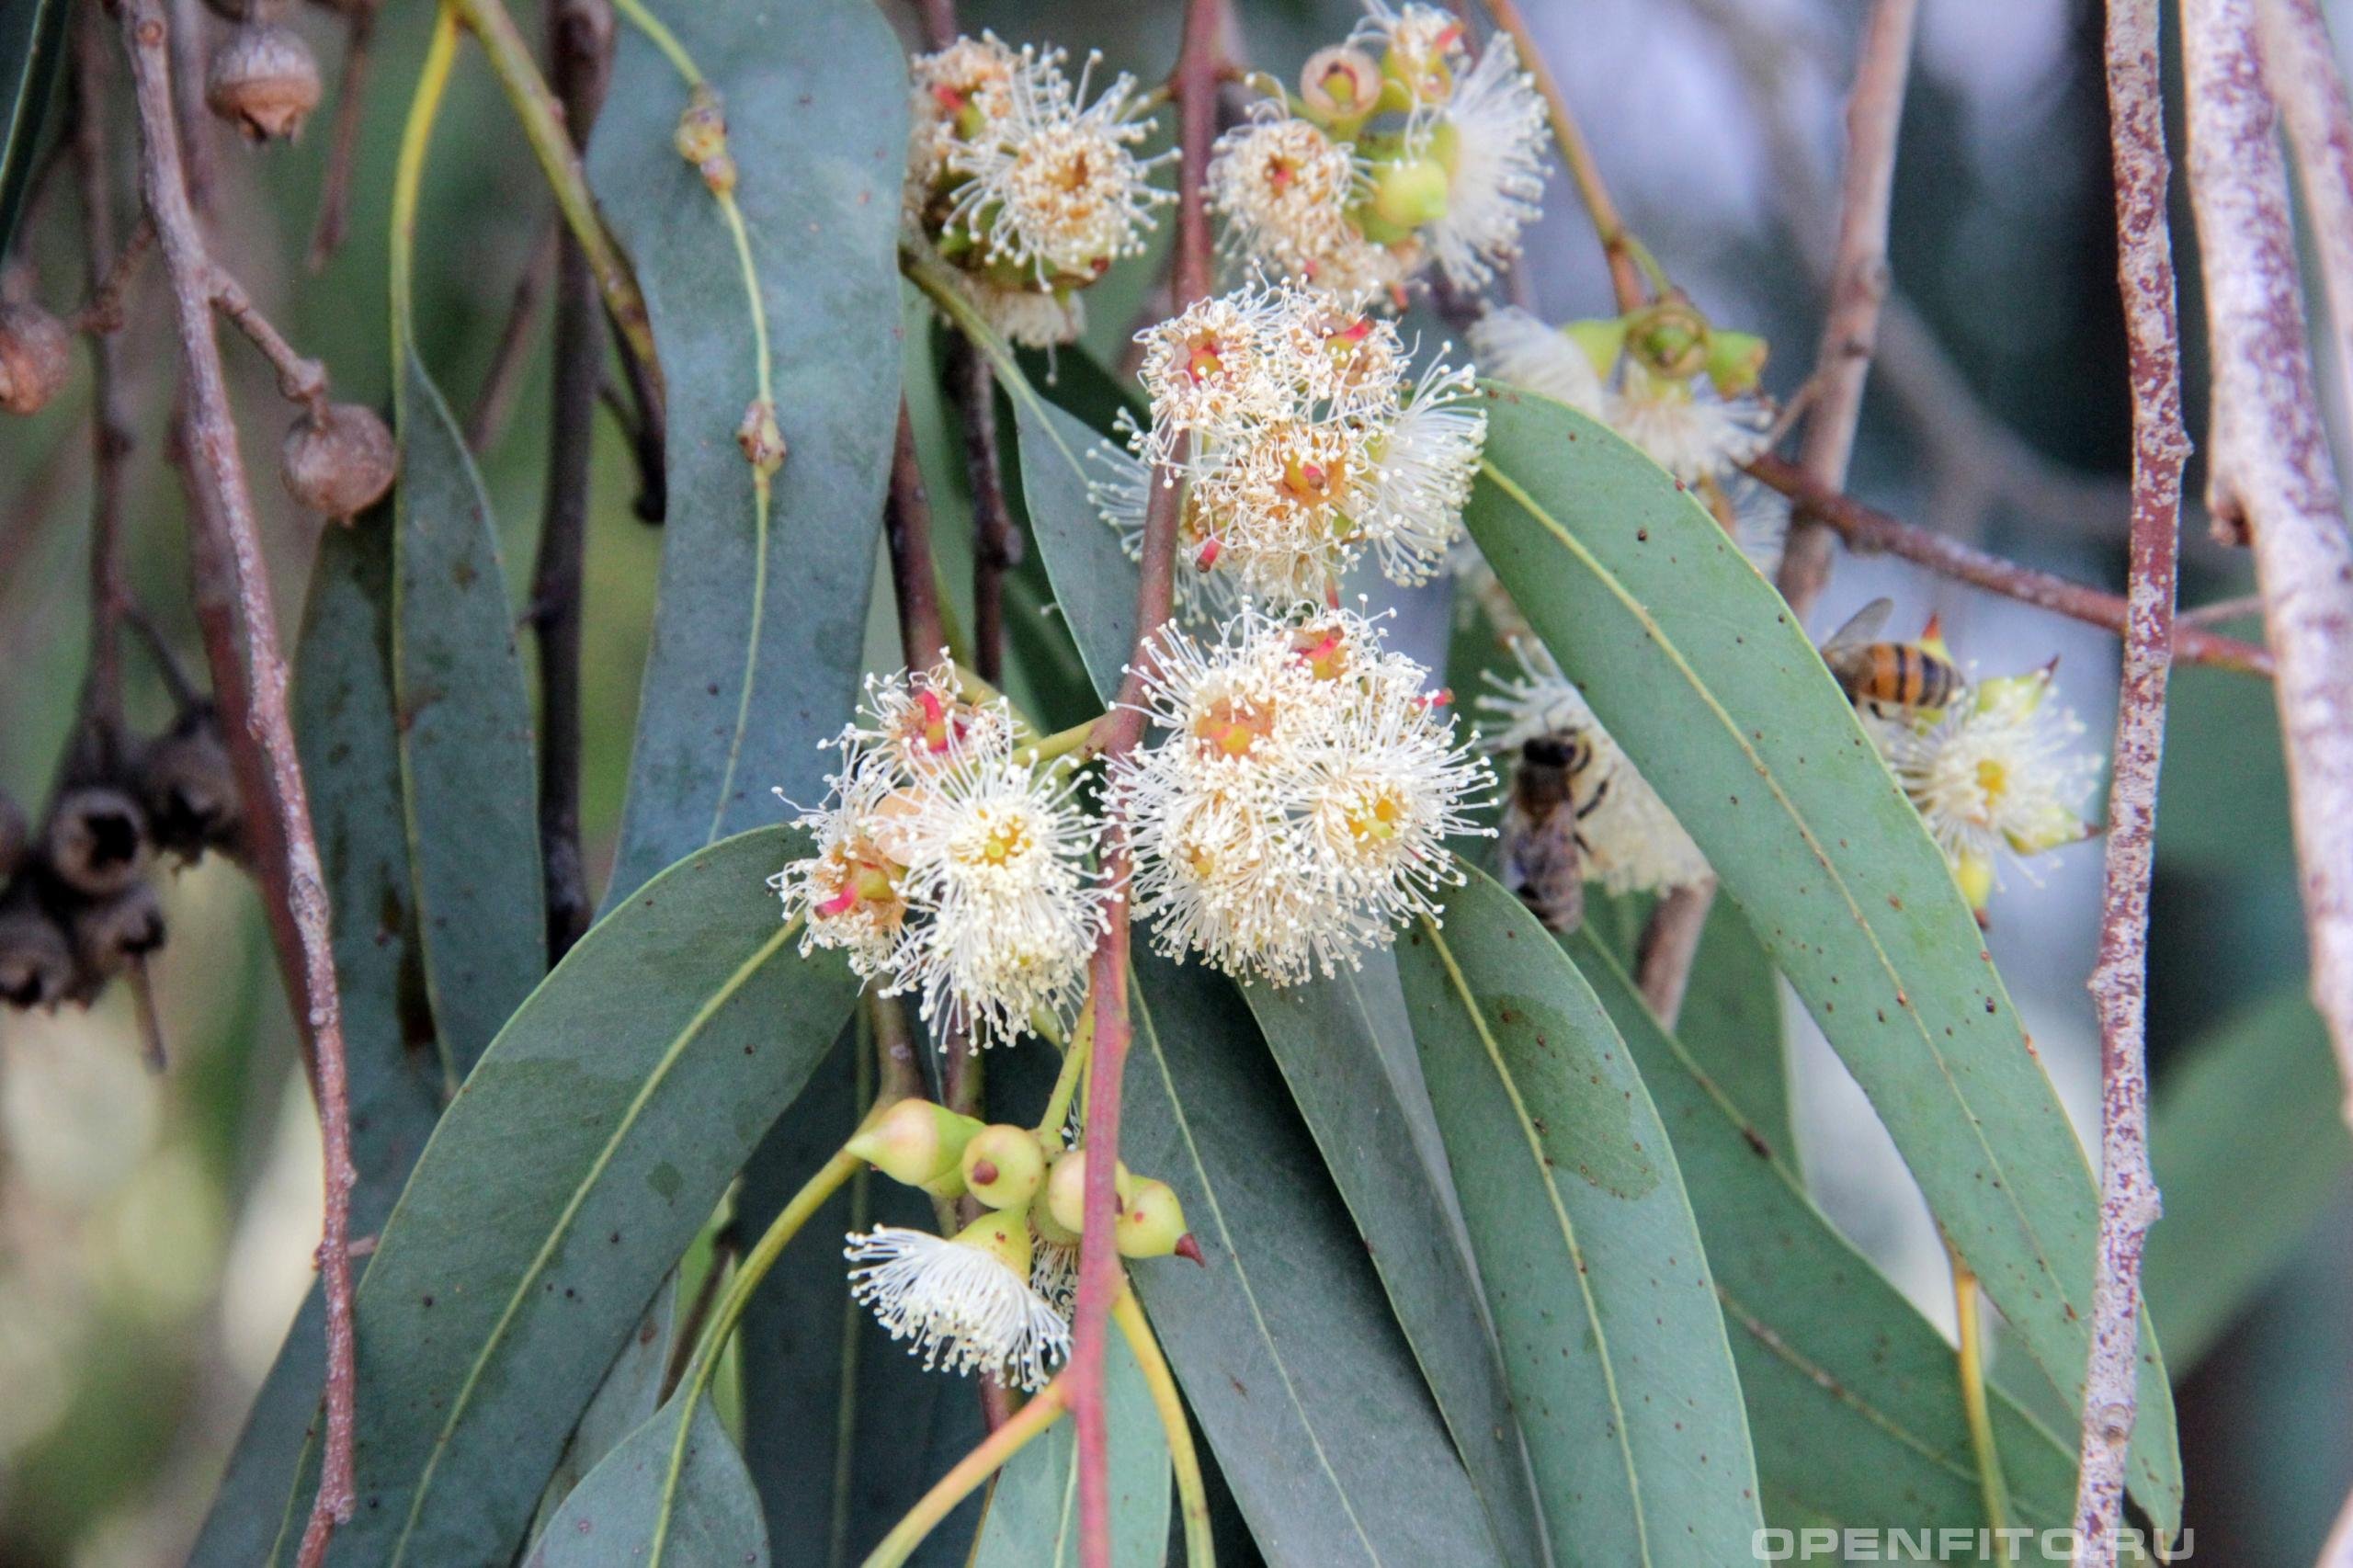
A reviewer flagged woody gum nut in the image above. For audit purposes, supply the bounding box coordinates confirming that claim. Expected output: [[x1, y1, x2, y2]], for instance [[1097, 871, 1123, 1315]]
[[960, 1124, 1046, 1210], [282, 403, 397, 521], [0, 901, 72, 1009], [137, 711, 243, 858], [71, 883, 166, 985], [206, 21, 323, 142], [0, 303, 72, 417], [45, 786, 153, 898]]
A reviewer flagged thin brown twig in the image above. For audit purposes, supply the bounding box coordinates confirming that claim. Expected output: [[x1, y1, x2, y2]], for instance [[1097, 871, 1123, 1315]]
[[464, 219, 558, 455], [305, 0, 379, 272], [886, 402, 947, 667], [2072, 0, 2187, 1555], [116, 6, 360, 1564], [2182, 0, 2353, 1120], [950, 336, 1019, 684], [1749, 453, 2274, 677], [73, 214, 154, 335], [528, 0, 612, 963], [1070, 7, 1220, 1565], [1480, 0, 1643, 311], [210, 267, 329, 414], [74, 0, 136, 735], [1640, 0, 1918, 1027], [2178, 591, 2265, 627]]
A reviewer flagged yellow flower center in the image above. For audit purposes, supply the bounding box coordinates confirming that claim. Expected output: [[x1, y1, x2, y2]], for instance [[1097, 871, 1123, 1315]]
[[1974, 757, 2011, 812]]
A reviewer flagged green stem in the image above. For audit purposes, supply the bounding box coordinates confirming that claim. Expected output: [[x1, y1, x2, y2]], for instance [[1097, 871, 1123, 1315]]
[[388, 6, 459, 377], [1113, 1290, 1214, 1568], [1017, 719, 1106, 770], [1947, 1238, 2013, 1544], [861, 1378, 1071, 1568], [443, 0, 657, 374], [1036, 1001, 1096, 1140]]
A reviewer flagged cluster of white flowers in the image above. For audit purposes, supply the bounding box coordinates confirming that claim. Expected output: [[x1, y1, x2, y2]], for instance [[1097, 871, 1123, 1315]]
[[1091, 280, 1487, 610], [774, 662, 1109, 1050], [1206, 3, 1548, 301], [906, 34, 1174, 347], [1475, 639, 1712, 895], [1108, 606, 1493, 984], [1869, 664, 2101, 912]]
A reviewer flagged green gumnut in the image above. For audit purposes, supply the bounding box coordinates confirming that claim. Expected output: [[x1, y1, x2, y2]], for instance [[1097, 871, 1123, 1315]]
[[845, 1099, 983, 1188], [1704, 328, 1769, 395], [1366, 153, 1450, 233], [1625, 301, 1711, 379], [954, 1207, 1033, 1275], [1114, 1179, 1191, 1259], [961, 1123, 1048, 1210], [1045, 1149, 1135, 1234]]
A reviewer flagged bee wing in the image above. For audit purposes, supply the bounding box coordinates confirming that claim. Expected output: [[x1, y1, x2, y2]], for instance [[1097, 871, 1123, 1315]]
[[1820, 597, 1893, 659]]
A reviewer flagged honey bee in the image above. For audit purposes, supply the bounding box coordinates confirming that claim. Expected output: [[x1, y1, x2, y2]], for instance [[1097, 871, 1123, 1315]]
[[1500, 733, 1607, 934], [1820, 597, 1964, 717]]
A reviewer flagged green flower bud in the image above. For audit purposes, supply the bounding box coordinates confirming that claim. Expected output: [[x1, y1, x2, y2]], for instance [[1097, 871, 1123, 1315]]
[[1114, 1178, 1194, 1259], [954, 1208, 1033, 1275], [846, 1100, 983, 1189], [961, 1124, 1048, 1210], [1365, 153, 1450, 234], [1973, 664, 2058, 722], [1031, 1198, 1078, 1247], [1704, 329, 1769, 396], [1045, 1149, 1135, 1234]]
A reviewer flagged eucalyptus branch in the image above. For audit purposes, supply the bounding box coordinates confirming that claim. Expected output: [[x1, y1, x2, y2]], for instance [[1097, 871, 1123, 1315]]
[[74, 2, 135, 734], [115, 4, 360, 1563], [887, 402, 949, 679], [1748, 453, 2273, 678], [2182, 0, 2353, 1121], [1069, 5, 1222, 1562], [529, 0, 614, 962], [210, 264, 328, 415], [950, 338, 1018, 684], [305, 0, 378, 271], [1478, 0, 1643, 311], [2073, 1, 2187, 1556]]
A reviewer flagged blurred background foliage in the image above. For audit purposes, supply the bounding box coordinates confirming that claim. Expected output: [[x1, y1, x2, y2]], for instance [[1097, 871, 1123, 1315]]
[[0, 0, 2343, 1562]]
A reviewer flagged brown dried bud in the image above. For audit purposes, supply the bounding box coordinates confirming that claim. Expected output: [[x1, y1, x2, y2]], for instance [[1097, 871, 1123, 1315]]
[[0, 791, 24, 881], [44, 785, 153, 898], [68, 882, 166, 995], [281, 402, 396, 520], [0, 890, 73, 1010], [207, 21, 324, 142], [0, 302, 72, 416], [736, 399, 786, 476], [138, 707, 244, 860]]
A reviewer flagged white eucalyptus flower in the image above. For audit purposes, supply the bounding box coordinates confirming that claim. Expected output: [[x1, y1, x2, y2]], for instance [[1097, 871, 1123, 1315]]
[[772, 747, 912, 967], [1875, 668, 2101, 885], [1466, 306, 1607, 415], [1206, 108, 1404, 299], [853, 659, 1014, 778], [1607, 358, 1771, 485], [1354, 356, 1485, 584], [846, 1216, 1069, 1392], [1418, 31, 1548, 289]]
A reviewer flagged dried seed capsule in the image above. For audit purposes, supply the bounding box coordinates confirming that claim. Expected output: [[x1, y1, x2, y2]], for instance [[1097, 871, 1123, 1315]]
[[0, 889, 72, 1009], [281, 402, 396, 520], [137, 706, 243, 860], [0, 302, 72, 417], [207, 21, 323, 142], [67, 882, 167, 997], [44, 786, 153, 898]]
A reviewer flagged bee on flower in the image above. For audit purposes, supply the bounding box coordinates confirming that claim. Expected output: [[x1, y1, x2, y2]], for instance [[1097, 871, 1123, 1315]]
[[1203, 5, 1548, 302], [1108, 606, 1492, 984], [774, 664, 1110, 1050], [906, 34, 1174, 347], [1475, 639, 1713, 898], [1092, 281, 1488, 610]]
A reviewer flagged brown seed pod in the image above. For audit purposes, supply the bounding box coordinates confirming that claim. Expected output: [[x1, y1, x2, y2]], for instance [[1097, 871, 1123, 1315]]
[[0, 302, 72, 417], [207, 21, 323, 142], [67, 882, 167, 998], [43, 785, 153, 898], [137, 706, 244, 861], [0, 889, 73, 1010], [281, 402, 396, 520]]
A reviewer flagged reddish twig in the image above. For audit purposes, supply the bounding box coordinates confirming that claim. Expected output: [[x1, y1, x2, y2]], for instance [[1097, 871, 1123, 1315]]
[[1641, 0, 1917, 1025], [116, 5, 360, 1564], [885, 402, 947, 667], [306, 0, 379, 271], [2178, 591, 2264, 627], [74, 0, 136, 732], [951, 336, 1019, 684], [2072, 0, 2188, 1555], [1775, 0, 1919, 614], [1069, 6, 1220, 1563], [2182, 0, 2353, 1119], [210, 265, 330, 415], [1750, 453, 2274, 677], [529, 0, 611, 962]]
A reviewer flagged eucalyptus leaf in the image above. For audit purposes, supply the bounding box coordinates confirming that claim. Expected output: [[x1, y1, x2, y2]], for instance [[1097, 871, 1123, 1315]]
[[588, 0, 907, 904], [189, 518, 449, 1566], [392, 349, 547, 1070], [0, 0, 66, 258], [1676, 895, 1792, 1152], [525, 1398, 770, 1568], [1562, 927, 2079, 1535], [260, 827, 858, 1566], [1398, 866, 1763, 1562], [970, 1334, 1170, 1568], [1466, 387, 2181, 1532]]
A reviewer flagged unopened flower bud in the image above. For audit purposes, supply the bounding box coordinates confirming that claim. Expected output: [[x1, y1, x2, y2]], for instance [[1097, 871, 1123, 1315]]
[[1624, 301, 1710, 380], [1301, 45, 1381, 125], [0, 302, 72, 416], [1361, 154, 1450, 238], [961, 1123, 1047, 1210], [68, 882, 166, 992], [137, 707, 243, 860], [207, 21, 323, 142], [1045, 1148, 1134, 1234], [45, 785, 153, 898], [846, 1098, 984, 1188], [1114, 1177, 1193, 1259], [1974, 665, 2057, 722], [737, 399, 786, 477], [0, 890, 72, 1009], [952, 1206, 1033, 1274], [281, 403, 397, 521], [675, 87, 736, 191], [1703, 329, 1768, 396]]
